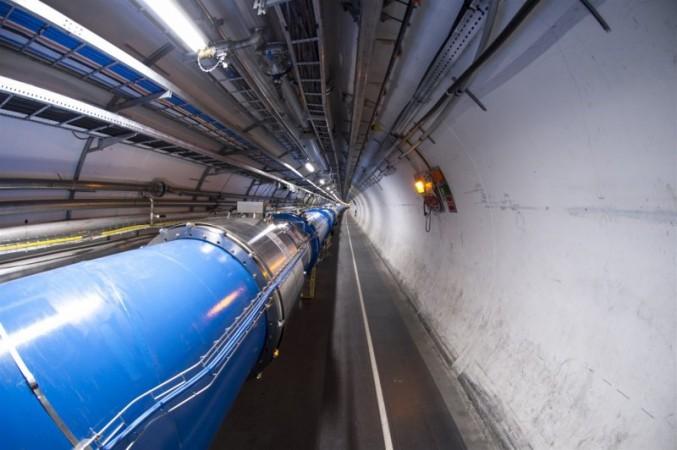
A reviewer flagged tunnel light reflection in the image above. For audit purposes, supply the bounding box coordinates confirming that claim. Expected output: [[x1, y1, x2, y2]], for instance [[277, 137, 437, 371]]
[[0, 295, 103, 356], [206, 288, 246, 319], [138, 0, 208, 52], [248, 223, 286, 246]]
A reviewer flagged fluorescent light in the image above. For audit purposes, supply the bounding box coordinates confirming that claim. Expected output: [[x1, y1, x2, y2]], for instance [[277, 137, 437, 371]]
[[304, 162, 315, 173], [140, 0, 207, 52]]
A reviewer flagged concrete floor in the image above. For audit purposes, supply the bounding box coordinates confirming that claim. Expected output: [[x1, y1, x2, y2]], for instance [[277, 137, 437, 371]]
[[211, 215, 479, 450]]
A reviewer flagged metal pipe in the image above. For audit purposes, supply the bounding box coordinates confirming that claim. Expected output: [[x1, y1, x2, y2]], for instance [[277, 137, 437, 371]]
[[196, 28, 265, 59], [343, 0, 384, 196], [301, 135, 330, 173], [357, 0, 543, 195], [0, 75, 334, 203], [0, 178, 166, 196], [350, 0, 416, 187], [0, 177, 310, 205], [378, 0, 500, 167], [0, 198, 232, 216], [280, 78, 309, 129]]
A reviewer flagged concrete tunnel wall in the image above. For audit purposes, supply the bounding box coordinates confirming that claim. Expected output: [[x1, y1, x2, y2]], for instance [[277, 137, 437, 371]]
[[352, 1, 676, 449]]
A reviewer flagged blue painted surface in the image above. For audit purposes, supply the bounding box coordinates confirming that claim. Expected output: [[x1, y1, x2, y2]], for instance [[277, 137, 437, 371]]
[[0, 238, 264, 449], [273, 213, 321, 271], [305, 209, 332, 243], [0, 0, 234, 132], [307, 207, 336, 229]]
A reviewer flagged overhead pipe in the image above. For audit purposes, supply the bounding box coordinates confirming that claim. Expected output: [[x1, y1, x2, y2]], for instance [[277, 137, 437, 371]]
[[0, 177, 284, 200], [0, 207, 342, 449], [279, 79, 331, 173], [280, 78, 309, 129], [389, 0, 479, 135], [342, 0, 384, 196], [354, 0, 499, 189], [0, 75, 335, 203], [350, 0, 417, 187], [196, 28, 265, 61], [0, 178, 166, 196], [301, 135, 330, 173], [0, 198, 232, 216], [0, 197, 305, 216], [357, 0, 542, 194]]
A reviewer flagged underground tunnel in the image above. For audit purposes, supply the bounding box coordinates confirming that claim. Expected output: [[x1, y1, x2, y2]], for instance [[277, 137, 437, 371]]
[[0, 0, 674, 449]]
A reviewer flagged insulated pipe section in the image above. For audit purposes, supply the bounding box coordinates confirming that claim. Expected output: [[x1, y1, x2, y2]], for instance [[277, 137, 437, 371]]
[[280, 78, 309, 129], [272, 206, 339, 271], [0, 216, 314, 450], [272, 213, 321, 271], [196, 28, 264, 60], [304, 207, 337, 242], [301, 135, 330, 173]]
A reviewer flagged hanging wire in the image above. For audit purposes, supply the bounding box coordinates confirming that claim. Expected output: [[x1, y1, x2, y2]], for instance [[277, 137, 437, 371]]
[[71, 131, 90, 141], [197, 53, 227, 73], [423, 201, 432, 232]]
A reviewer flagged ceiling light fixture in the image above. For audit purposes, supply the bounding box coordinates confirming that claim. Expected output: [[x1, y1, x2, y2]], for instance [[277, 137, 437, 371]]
[[139, 0, 208, 52], [319, 178, 325, 185], [304, 162, 315, 173]]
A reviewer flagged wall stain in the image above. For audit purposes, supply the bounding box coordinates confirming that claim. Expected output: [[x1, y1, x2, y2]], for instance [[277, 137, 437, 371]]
[[467, 185, 546, 213], [458, 373, 533, 450], [568, 207, 677, 225]]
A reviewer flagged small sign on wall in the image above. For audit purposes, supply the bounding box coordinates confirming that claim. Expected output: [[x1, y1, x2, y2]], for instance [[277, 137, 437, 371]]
[[430, 167, 457, 213]]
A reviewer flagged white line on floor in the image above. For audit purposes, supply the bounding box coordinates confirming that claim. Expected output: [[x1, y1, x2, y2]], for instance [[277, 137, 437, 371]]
[[345, 218, 394, 450]]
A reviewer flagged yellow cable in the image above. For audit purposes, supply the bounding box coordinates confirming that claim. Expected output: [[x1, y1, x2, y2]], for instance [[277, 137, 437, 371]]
[[0, 219, 185, 253], [0, 235, 84, 252]]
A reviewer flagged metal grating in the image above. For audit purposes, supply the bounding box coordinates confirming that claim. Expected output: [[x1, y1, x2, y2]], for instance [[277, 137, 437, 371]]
[[214, 64, 307, 165], [0, 76, 280, 183], [0, 0, 295, 175], [391, 0, 488, 134], [276, 0, 339, 179]]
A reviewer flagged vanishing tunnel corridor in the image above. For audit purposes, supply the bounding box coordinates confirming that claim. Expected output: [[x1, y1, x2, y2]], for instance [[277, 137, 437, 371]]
[[213, 216, 472, 450]]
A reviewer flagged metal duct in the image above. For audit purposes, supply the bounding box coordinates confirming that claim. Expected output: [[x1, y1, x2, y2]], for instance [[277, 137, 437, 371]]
[[280, 78, 309, 129], [301, 134, 330, 173]]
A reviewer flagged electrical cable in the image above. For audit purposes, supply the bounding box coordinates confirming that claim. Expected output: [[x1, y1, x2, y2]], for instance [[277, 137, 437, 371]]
[[423, 201, 432, 232], [71, 131, 90, 141]]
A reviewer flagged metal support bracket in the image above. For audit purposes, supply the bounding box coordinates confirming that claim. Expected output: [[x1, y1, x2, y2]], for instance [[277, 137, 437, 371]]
[[90, 132, 137, 152], [110, 90, 172, 112], [579, 0, 611, 32]]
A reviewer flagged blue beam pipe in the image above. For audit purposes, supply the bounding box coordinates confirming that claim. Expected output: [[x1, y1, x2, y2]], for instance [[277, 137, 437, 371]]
[[0, 225, 305, 449], [273, 207, 338, 271]]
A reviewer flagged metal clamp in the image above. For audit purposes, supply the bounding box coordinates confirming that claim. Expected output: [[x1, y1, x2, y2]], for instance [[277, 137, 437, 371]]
[[0, 323, 88, 449]]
